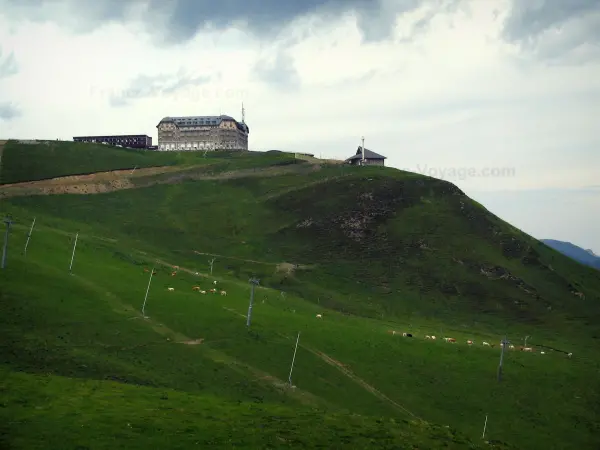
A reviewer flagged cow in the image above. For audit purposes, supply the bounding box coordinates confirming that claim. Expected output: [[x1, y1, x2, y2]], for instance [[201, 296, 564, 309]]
[[316, 314, 322, 318], [522, 347, 533, 352], [425, 335, 432, 339], [220, 290, 227, 296], [467, 340, 474, 345], [483, 341, 490, 346], [402, 333, 412, 337], [167, 287, 174, 291], [509, 344, 515, 349], [567, 352, 573, 358], [213, 281, 217, 285], [447, 338, 456, 343], [171, 272, 177, 277], [431, 336, 436, 340], [209, 288, 217, 293], [192, 286, 201, 291], [143, 268, 149, 273]]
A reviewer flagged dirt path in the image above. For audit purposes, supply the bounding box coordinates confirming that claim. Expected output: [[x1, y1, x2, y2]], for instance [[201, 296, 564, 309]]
[[192, 250, 276, 266], [259, 173, 353, 201], [301, 345, 423, 421], [0, 161, 320, 198]]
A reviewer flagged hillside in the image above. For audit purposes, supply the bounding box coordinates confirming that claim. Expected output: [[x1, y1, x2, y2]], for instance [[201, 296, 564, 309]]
[[1, 141, 600, 449], [541, 239, 600, 270], [0, 139, 293, 185]]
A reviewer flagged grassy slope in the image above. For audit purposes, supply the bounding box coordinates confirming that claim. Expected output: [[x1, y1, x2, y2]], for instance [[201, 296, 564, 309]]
[[0, 140, 293, 184], [1, 225, 516, 450], [1, 143, 600, 448], [6, 163, 600, 341]]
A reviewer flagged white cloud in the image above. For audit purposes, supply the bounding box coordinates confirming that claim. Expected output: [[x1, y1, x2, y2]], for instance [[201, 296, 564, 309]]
[[0, 0, 598, 250]]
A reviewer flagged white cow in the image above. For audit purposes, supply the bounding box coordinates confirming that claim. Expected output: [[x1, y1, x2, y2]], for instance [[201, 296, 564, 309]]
[[316, 314, 322, 319], [220, 290, 227, 296], [167, 287, 174, 291], [483, 341, 490, 346], [213, 280, 217, 285], [567, 352, 573, 358]]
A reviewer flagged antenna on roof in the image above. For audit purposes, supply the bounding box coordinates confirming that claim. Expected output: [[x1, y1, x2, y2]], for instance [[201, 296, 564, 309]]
[[241, 102, 245, 124]]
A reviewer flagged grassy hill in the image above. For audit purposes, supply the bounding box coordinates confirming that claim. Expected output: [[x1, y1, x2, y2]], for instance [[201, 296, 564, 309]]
[[1, 141, 599, 449], [0, 139, 293, 185]]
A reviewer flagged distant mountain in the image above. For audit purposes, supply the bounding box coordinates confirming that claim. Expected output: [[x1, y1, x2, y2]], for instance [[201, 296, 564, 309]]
[[541, 239, 600, 269]]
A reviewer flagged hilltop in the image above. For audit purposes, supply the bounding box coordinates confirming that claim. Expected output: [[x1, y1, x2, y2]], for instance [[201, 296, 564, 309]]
[[1, 140, 600, 449]]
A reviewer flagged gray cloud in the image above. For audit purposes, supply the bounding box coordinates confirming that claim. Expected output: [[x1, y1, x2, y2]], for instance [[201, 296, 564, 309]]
[[0, 0, 455, 45], [252, 51, 300, 91], [0, 48, 18, 79], [109, 71, 217, 107], [502, 0, 600, 63], [0, 102, 22, 121]]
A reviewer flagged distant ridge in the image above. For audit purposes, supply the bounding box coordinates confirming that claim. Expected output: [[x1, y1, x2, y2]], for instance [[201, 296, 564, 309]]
[[541, 239, 600, 270]]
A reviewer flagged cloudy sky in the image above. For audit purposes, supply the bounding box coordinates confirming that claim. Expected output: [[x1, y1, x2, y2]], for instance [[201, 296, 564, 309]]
[[0, 0, 598, 251]]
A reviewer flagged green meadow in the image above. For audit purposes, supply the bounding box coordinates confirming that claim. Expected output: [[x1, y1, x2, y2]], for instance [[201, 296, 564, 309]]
[[1, 141, 599, 449]]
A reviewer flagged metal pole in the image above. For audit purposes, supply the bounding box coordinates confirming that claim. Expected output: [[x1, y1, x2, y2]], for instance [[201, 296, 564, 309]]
[[23, 217, 36, 256], [1, 216, 13, 269], [142, 267, 154, 317], [524, 336, 529, 347], [497, 337, 508, 382], [482, 414, 488, 439], [209, 258, 215, 275], [288, 331, 301, 385], [247, 278, 259, 327], [69, 232, 78, 273]]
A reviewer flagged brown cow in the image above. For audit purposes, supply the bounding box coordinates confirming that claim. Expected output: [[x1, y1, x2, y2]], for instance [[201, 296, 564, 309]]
[[192, 286, 201, 291]]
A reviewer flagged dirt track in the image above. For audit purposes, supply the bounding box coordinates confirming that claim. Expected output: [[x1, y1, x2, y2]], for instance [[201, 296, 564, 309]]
[[0, 162, 321, 198]]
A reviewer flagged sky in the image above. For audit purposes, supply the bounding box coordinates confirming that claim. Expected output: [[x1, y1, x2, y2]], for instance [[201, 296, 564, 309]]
[[0, 0, 598, 251]]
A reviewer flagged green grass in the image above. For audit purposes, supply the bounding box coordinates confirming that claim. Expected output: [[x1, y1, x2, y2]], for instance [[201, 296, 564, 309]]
[[1, 142, 600, 448], [0, 140, 299, 184]]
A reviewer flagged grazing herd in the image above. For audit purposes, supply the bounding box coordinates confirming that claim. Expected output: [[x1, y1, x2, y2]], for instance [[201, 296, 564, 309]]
[[389, 330, 573, 357], [143, 266, 574, 359], [144, 266, 226, 296]]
